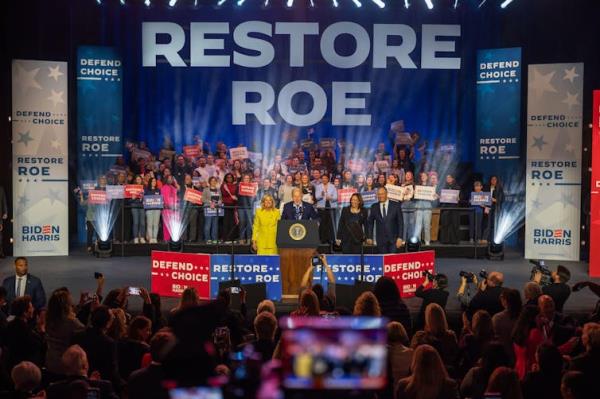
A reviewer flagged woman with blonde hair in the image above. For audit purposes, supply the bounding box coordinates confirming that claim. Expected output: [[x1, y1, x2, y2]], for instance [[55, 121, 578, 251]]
[[395, 344, 459, 399], [353, 291, 382, 317], [171, 287, 200, 314], [291, 289, 320, 317], [485, 366, 523, 399], [107, 308, 127, 340], [411, 303, 458, 372], [252, 194, 280, 255], [388, 321, 414, 388]]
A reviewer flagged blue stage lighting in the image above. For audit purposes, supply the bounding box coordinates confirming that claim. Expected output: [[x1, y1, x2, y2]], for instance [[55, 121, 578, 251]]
[[424, 0, 434, 9], [119, 0, 125, 5], [500, 0, 514, 8], [286, 0, 293, 7], [488, 242, 504, 261], [168, 0, 178, 6], [371, 0, 385, 8], [352, 0, 363, 7], [237, 0, 246, 5], [309, 0, 315, 7], [453, 0, 458, 8], [404, 0, 410, 8], [217, 0, 227, 5], [144, 0, 151, 6], [332, 0, 339, 7]]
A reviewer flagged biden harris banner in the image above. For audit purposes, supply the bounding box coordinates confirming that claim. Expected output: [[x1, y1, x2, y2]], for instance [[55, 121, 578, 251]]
[[475, 48, 522, 179], [12, 60, 69, 256], [525, 63, 583, 261]]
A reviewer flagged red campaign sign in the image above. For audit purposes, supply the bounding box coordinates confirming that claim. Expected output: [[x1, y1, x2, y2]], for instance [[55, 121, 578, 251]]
[[124, 184, 144, 199], [338, 188, 357, 204], [591, 90, 600, 277], [383, 250, 435, 298], [151, 251, 211, 298], [183, 145, 201, 158], [184, 188, 203, 205], [239, 182, 258, 197], [88, 190, 107, 205]]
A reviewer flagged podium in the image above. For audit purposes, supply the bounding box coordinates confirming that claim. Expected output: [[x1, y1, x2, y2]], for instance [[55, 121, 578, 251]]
[[276, 220, 320, 299]]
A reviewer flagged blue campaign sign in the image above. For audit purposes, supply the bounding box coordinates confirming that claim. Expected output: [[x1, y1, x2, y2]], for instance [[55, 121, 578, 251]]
[[470, 192, 492, 206], [361, 191, 377, 207], [210, 254, 281, 301], [143, 195, 163, 209], [313, 255, 384, 291]]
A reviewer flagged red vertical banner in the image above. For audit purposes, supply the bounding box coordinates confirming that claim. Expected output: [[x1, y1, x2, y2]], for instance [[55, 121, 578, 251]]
[[590, 90, 600, 277], [151, 251, 211, 298], [382, 250, 436, 298]]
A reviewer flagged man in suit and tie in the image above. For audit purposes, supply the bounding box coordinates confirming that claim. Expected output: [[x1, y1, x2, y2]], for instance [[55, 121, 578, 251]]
[[281, 188, 319, 221], [366, 187, 405, 253], [2, 257, 46, 310]]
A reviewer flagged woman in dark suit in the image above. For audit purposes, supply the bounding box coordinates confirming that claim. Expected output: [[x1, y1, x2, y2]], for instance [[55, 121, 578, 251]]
[[336, 193, 368, 254], [484, 175, 505, 242]]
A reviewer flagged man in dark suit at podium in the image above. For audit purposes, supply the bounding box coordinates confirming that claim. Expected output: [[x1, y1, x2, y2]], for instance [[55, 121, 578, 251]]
[[281, 188, 319, 221], [366, 187, 404, 253]]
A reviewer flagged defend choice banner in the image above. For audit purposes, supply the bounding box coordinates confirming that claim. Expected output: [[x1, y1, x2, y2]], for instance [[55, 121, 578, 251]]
[[383, 251, 436, 298], [475, 48, 522, 180], [525, 63, 583, 261], [590, 90, 600, 276], [12, 59, 69, 256], [151, 251, 211, 298]]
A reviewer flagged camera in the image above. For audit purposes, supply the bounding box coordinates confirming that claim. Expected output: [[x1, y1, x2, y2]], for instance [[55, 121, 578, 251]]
[[422, 270, 436, 281], [459, 271, 476, 283], [530, 259, 552, 287], [479, 269, 489, 280]]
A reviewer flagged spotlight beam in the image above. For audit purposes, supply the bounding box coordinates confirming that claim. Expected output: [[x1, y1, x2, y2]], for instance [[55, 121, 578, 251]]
[[371, 0, 385, 8], [500, 0, 514, 8], [404, 0, 410, 8], [286, 0, 293, 7], [352, 0, 362, 7], [424, 0, 433, 9]]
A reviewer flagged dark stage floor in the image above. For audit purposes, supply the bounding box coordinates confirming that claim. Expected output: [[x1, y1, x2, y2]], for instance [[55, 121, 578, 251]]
[[1, 248, 598, 321]]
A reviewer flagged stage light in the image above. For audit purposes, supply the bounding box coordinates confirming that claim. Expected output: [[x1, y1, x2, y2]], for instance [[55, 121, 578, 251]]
[[309, 0, 315, 7], [95, 239, 113, 258], [332, 0, 339, 7], [493, 176, 526, 247], [500, 0, 514, 8], [237, 0, 245, 5], [217, 0, 227, 5], [404, 0, 410, 8], [453, 0, 458, 8], [286, 0, 293, 7], [424, 0, 434, 9], [96, 0, 102, 5], [91, 200, 119, 248], [168, 0, 177, 6], [119, 0, 125, 5], [352, 0, 362, 7], [162, 201, 191, 247], [478, 0, 487, 7], [488, 242, 504, 261], [407, 237, 421, 253], [168, 239, 183, 252], [144, 0, 150, 6], [264, 0, 269, 6], [371, 0, 385, 7]]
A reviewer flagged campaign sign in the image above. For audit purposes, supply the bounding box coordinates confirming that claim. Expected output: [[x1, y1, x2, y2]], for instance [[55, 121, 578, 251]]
[[239, 182, 258, 197], [440, 189, 460, 204], [143, 195, 163, 209], [313, 255, 384, 292], [414, 185, 436, 201], [383, 250, 435, 298], [248, 151, 263, 162], [106, 185, 125, 200], [470, 192, 492, 206], [151, 251, 211, 298], [395, 132, 413, 145], [81, 180, 96, 192], [210, 254, 281, 300], [229, 146, 249, 160], [183, 145, 201, 158], [319, 138, 336, 148], [338, 188, 357, 205], [385, 184, 404, 202], [183, 188, 203, 205], [376, 161, 390, 172], [362, 190, 377, 207], [124, 184, 144, 199], [132, 148, 151, 160], [204, 205, 224, 217], [88, 190, 108, 205]]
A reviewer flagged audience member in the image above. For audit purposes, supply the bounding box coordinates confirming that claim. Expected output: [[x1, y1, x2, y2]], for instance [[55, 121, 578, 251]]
[[460, 342, 511, 399], [467, 271, 504, 317], [568, 322, 600, 397], [523, 282, 542, 307], [414, 273, 449, 330], [9, 361, 43, 399], [4, 296, 44, 371], [373, 276, 411, 334], [128, 331, 175, 399], [387, 322, 414, 388], [411, 303, 458, 373], [484, 366, 522, 399], [353, 291, 381, 317], [535, 265, 571, 312], [492, 287, 522, 361], [458, 310, 494, 375], [521, 343, 563, 399], [560, 371, 588, 399]]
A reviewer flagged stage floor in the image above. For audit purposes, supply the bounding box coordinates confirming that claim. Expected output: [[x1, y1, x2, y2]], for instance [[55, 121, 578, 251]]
[[1, 248, 598, 321]]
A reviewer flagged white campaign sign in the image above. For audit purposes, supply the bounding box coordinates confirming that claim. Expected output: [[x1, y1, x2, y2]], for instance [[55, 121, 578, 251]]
[[12, 60, 69, 256], [525, 63, 583, 261]]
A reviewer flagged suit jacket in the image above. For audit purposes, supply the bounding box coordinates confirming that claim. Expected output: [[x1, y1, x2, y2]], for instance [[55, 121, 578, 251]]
[[2, 274, 46, 310], [128, 364, 169, 399], [367, 201, 404, 244], [46, 376, 118, 399], [281, 201, 319, 221]]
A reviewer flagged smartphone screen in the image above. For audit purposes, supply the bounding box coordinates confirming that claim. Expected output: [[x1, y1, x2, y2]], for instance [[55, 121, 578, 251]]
[[230, 287, 240, 294], [169, 387, 223, 399], [128, 287, 141, 296]]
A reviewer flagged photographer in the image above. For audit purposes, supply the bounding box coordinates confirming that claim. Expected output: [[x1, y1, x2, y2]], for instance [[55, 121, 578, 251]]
[[458, 271, 504, 318], [533, 264, 571, 312], [415, 272, 449, 329], [300, 253, 336, 313]]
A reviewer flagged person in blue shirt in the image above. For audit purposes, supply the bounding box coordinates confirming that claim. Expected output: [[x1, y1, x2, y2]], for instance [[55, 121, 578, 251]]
[[314, 174, 338, 244]]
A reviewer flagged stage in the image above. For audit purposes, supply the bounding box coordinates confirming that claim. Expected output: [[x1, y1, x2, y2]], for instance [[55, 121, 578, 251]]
[[2, 248, 597, 329]]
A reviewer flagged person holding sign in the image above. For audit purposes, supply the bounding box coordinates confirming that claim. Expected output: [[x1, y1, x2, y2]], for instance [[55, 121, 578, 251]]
[[183, 174, 202, 243], [413, 172, 435, 245], [337, 193, 368, 254], [400, 171, 416, 241], [439, 174, 461, 245], [237, 174, 255, 244], [366, 187, 405, 253], [128, 175, 146, 244], [202, 177, 222, 244], [281, 188, 319, 221], [315, 174, 338, 244], [251, 194, 280, 255], [144, 177, 162, 244], [160, 175, 180, 242], [469, 181, 489, 244], [78, 175, 107, 252], [221, 173, 239, 242]]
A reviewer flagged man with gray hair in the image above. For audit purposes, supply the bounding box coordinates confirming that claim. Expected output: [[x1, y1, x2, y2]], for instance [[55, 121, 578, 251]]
[[10, 361, 42, 397], [281, 188, 319, 221]]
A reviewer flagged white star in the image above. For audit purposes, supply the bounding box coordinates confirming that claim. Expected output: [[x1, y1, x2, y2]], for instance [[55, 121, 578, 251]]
[[563, 67, 579, 83], [562, 92, 580, 110], [51, 138, 61, 149], [47, 90, 65, 107], [14, 63, 42, 94], [48, 65, 64, 81], [528, 68, 557, 98]]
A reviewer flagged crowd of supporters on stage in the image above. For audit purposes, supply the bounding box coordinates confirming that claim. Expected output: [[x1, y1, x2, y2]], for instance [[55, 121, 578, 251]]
[[78, 134, 505, 253], [0, 256, 599, 399]]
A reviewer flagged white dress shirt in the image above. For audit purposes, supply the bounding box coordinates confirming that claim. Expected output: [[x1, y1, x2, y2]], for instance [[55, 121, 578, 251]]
[[379, 200, 390, 218], [15, 274, 27, 297]]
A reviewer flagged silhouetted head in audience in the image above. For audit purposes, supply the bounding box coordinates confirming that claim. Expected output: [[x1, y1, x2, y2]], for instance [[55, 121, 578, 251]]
[[480, 342, 511, 377], [373, 276, 401, 305], [424, 303, 449, 336], [90, 305, 113, 333], [297, 289, 320, 316], [387, 321, 410, 347], [128, 316, 152, 343], [581, 322, 600, 352], [353, 291, 381, 317], [524, 282, 542, 303], [500, 287, 522, 319], [485, 366, 521, 399], [402, 344, 449, 398], [46, 289, 75, 330], [254, 312, 277, 341], [149, 331, 175, 364], [62, 345, 89, 377], [11, 295, 34, 321], [538, 294, 556, 320], [11, 361, 41, 394], [256, 300, 275, 315], [561, 371, 587, 399]]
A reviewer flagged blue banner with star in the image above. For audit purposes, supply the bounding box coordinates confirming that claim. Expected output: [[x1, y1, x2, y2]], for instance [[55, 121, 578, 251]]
[[77, 46, 123, 242], [475, 48, 522, 180]]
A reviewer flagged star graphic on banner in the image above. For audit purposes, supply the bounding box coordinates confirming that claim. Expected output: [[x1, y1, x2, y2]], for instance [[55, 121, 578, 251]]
[[14, 63, 42, 93], [563, 66, 579, 83], [50, 138, 61, 149], [47, 90, 65, 107], [531, 135, 548, 151], [531, 198, 542, 209], [562, 92, 580, 110], [528, 68, 557, 98], [48, 188, 61, 205], [17, 131, 33, 146], [48, 65, 64, 81], [560, 192, 576, 208], [18, 195, 29, 207]]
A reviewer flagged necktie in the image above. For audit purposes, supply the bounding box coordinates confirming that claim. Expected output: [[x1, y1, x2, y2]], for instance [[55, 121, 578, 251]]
[[383, 203, 387, 218], [16, 277, 22, 297]]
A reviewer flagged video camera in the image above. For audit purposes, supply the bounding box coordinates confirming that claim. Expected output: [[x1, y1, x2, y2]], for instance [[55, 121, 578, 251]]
[[422, 270, 438, 281], [530, 259, 552, 287], [459, 270, 488, 283]]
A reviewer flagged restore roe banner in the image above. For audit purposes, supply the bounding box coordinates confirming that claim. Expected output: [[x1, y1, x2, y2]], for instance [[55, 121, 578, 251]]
[[525, 63, 583, 261], [12, 60, 69, 256]]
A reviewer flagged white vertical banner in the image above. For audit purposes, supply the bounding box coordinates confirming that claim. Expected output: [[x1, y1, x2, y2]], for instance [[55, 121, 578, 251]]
[[525, 63, 583, 260], [12, 60, 69, 256]]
